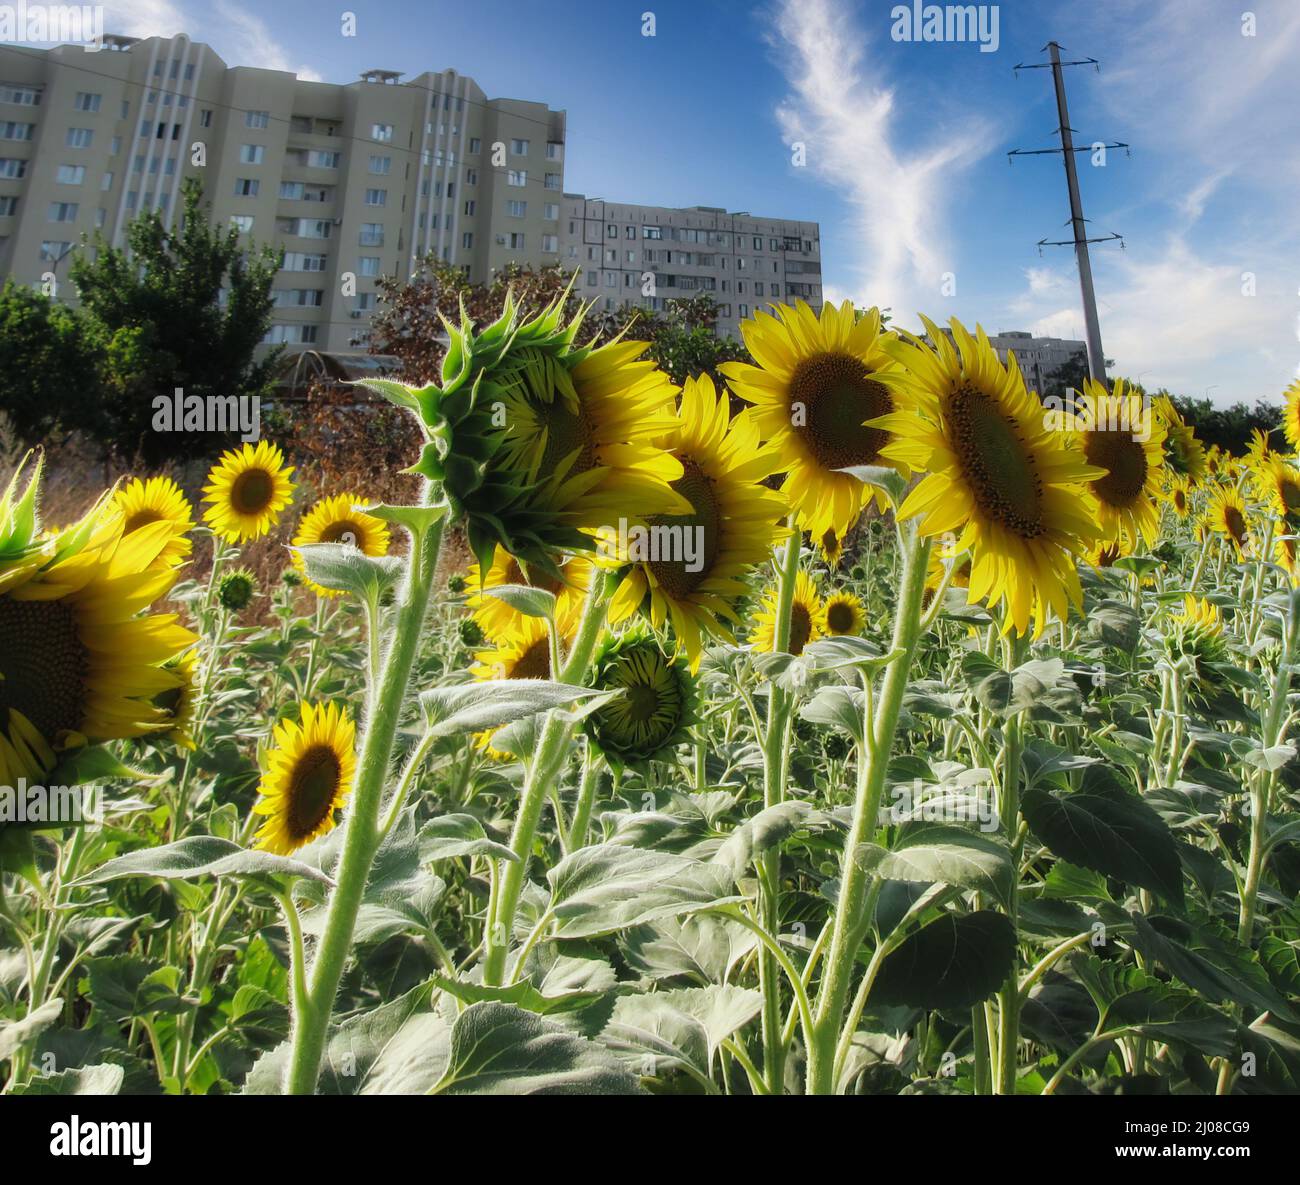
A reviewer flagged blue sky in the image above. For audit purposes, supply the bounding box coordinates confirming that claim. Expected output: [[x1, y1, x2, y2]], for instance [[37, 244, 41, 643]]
[[96, 0, 1300, 403]]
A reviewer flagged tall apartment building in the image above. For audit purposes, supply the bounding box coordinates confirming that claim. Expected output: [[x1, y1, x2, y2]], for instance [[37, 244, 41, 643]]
[[559, 194, 821, 341], [986, 331, 1086, 393], [0, 33, 566, 351]]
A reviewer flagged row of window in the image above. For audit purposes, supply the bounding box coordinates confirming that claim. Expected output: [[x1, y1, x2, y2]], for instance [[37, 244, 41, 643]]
[[586, 221, 814, 253]]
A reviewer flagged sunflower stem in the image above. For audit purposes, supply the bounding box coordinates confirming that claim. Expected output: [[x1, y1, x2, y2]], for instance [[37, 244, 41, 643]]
[[567, 739, 601, 852], [994, 631, 1027, 1096], [482, 571, 612, 987], [756, 519, 801, 1094], [283, 486, 445, 1095], [805, 525, 931, 1096]]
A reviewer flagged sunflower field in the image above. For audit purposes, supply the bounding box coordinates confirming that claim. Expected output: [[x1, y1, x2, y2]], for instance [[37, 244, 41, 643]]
[[4, 295, 1300, 1102]]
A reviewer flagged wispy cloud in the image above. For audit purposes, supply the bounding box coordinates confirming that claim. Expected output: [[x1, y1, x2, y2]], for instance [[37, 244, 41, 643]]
[[769, 0, 992, 314], [212, 1, 323, 81]]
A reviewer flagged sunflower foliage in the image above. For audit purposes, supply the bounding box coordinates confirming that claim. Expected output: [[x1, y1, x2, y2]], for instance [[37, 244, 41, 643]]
[[6, 300, 1300, 1105]]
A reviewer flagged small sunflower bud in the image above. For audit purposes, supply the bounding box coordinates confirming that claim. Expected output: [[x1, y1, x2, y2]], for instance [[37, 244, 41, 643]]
[[218, 568, 257, 612]]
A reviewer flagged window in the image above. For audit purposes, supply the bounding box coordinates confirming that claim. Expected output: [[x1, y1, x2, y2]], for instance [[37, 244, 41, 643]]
[[280, 181, 304, 199], [626, 249, 635, 262], [100, 171, 112, 190], [230, 215, 254, 232], [110, 135, 121, 154], [0, 85, 40, 106], [542, 234, 558, 253], [265, 323, 320, 344], [48, 202, 78, 222], [739, 304, 749, 318], [546, 141, 562, 159], [355, 292, 376, 311], [73, 92, 101, 112], [371, 122, 393, 141], [507, 169, 526, 187], [510, 138, 529, 155], [65, 127, 92, 147], [240, 144, 265, 164], [290, 116, 312, 134], [364, 188, 387, 207], [606, 224, 617, 238], [358, 256, 381, 276], [246, 110, 269, 129], [643, 225, 662, 240], [40, 240, 72, 261], [544, 202, 558, 220], [508, 232, 525, 249], [586, 272, 597, 286], [368, 154, 391, 174], [282, 252, 328, 271], [56, 165, 85, 184], [279, 218, 331, 238], [463, 200, 475, 216], [544, 173, 560, 190], [360, 223, 384, 246], [462, 231, 473, 249], [604, 272, 615, 287], [1, 121, 34, 140], [200, 109, 212, 128], [604, 248, 616, 262], [507, 200, 526, 217], [0, 196, 16, 216], [234, 178, 260, 197], [465, 168, 478, 185], [274, 288, 325, 307]]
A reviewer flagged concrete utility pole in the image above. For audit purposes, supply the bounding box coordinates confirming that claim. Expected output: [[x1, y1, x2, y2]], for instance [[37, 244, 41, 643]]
[[1009, 42, 1129, 388]]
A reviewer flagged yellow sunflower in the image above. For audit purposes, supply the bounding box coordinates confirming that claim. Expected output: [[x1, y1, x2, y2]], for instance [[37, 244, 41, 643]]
[[1168, 594, 1227, 671], [1252, 454, 1300, 524], [202, 441, 297, 544], [1275, 534, 1300, 585], [1153, 395, 1207, 487], [112, 476, 195, 568], [607, 374, 788, 667], [750, 569, 825, 656], [0, 475, 197, 787], [1165, 473, 1192, 518], [466, 545, 591, 640], [875, 316, 1101, 637], [823, 589, 867, 636], [489, 339, 691, 543], [291, 493, 392, 598], [472, 615, 555, 682], [252, 701, 356, 855], [1283, 380, 1300, 453], [1068, 377, 1166, 545], [1244, 429, 1275, 472], [1203, 485, 1251, 556], [153, 648, 199, 750], [816, 527, 845, 569], [719, 301, 914, 539]]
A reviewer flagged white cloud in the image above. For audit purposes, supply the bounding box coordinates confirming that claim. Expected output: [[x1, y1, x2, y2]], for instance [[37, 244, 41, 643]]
[[212, 1, 323, 81], [109, 0, 188, 39], [769, 0, 991, 315]]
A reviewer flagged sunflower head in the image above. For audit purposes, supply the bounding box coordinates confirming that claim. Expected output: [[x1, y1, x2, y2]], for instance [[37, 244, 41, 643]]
[[465, 544, 591, 640], [720, 301, 914, 539], [1165, 474, 1192, 518], [112, 476, 194, 568], [606, 373, 787, 669], [879, 315, 1101, 637], [253, 702, 356, 855], [1153, 395, 1207, 487], [202, 441, 296, 544], [1167, 595, 1227, 674], [471, 614, 555, 683], [1283, 379, 1300, 453], [1, 468, 196, 787], [1203, 485, 1251, 556], [153, 648, 198, 750], [1069, 377, 1166, 545], [823, 589, 867, 636], [751, 568, 825, 656], [817, 527, 845, 569], [291, 493, 392, 598], [584, 627, 696, 766], [1253, 455, 1300, 527]]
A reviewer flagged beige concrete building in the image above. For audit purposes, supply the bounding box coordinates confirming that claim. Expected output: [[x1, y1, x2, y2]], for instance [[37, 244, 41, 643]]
[[559, 194, 822, 341], [0, 32, 566, 351]]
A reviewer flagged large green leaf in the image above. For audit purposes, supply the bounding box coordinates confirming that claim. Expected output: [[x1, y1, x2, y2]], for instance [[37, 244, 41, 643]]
[[418, 679, 613, 739], [431, 1002, 642, 1094], [1022, 781, 1183, 905], [11, 1063, 124, 1095], [870, 911, 1017, 1010], [292, 541, 404, 601], [72, 836, 333, 890], [419, 814, 518, 863], [712, 802, 821, 879], [0, 999, 63, 1062], [547, 845, 740, 938], [618, 915, 758, 985], [875, 824, 1015, 910]]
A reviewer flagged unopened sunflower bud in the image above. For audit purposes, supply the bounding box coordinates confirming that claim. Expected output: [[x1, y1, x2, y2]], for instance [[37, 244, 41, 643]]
[[218, 568, 257, 612]]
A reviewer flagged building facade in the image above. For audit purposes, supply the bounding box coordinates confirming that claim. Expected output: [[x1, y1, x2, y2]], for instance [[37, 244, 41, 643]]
[[0, 33, 566, 351], [985, 331, 1086, 393], [558, 194, 821, 341]]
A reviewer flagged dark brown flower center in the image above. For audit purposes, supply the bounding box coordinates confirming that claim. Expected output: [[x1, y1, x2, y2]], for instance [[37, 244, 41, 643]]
[[947, 384, 1044, 538], [826, 600, 857, 634], [789, 601, 813, 655], [1225, 505, 1247, 546], [287, 745, 342, 840], [788, 352, 893, 471], [320, 519, 363, 545], [1085, 431, 1148, 508], [0, 596, 88, 744], [231, 468, 274, 516], [509, 637, 552, 680], [123, 510, 165, 533]]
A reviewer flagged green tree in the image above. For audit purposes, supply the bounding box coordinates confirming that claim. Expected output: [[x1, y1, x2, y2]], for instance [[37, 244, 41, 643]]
[[0, 279, 104, 449], [69, 178, 284, 462]]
